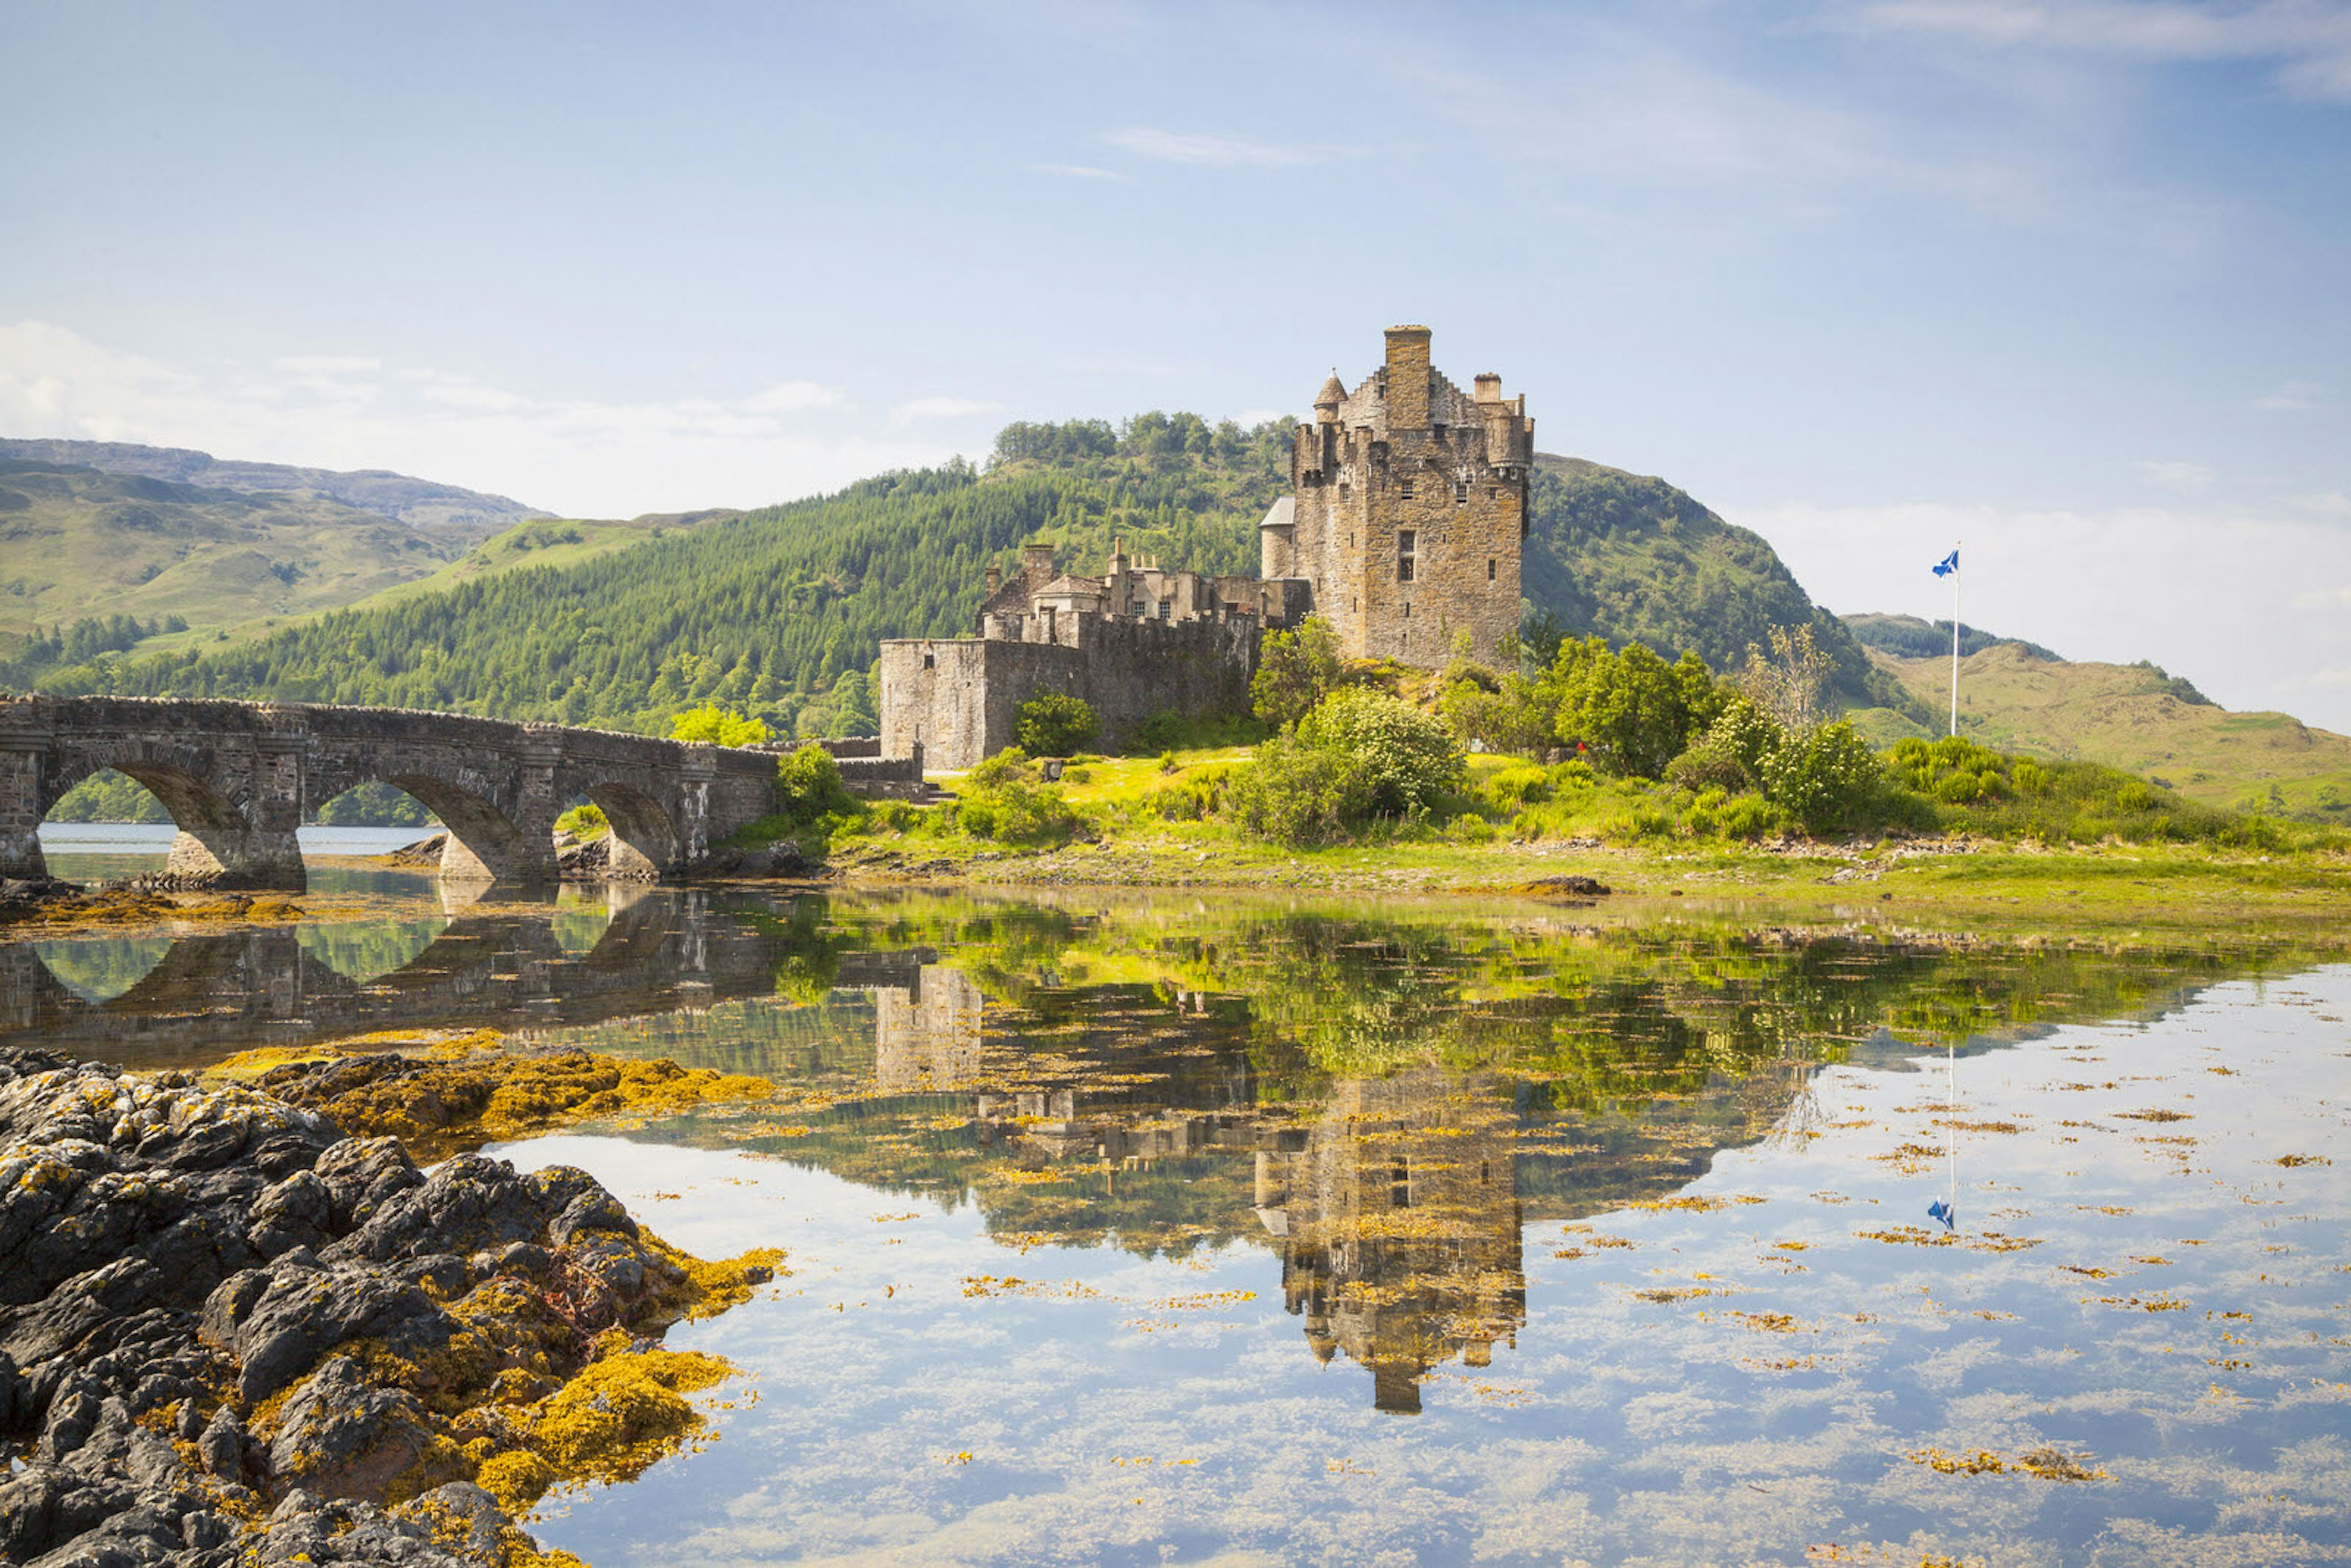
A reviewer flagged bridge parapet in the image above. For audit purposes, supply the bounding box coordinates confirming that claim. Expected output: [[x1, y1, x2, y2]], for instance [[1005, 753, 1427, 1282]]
[[0, 696, 778, 890]]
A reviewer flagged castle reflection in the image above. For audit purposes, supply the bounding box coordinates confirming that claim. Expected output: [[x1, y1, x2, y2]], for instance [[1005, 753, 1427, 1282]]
[[1263, 1069, 1526, 1414], [4, 885, 2273, 1412]]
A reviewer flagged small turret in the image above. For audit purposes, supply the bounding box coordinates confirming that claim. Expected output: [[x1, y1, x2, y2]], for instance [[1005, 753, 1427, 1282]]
[[1314, 370, 1346, 423]]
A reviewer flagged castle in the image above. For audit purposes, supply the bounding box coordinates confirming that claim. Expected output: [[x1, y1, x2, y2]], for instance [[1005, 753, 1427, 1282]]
[[878, 327, 1534, 769]]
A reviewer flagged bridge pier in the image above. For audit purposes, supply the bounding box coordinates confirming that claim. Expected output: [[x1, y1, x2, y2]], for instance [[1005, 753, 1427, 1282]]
[[0, 726, 52, 882], [158, 726, 309, 890]]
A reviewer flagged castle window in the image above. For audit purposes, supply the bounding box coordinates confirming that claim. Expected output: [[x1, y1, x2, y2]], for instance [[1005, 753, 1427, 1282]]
[[923, 653, 936, 670], [1397, 529, 1415, 583], [1397, 481, 1415, 500], [1157, 600, 1171, 621], [1402, 601, 1410, 619], [1487, 558, 1496, 582]]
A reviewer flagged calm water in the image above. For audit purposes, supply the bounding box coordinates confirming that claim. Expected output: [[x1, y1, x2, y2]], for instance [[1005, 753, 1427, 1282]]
[[9, 883, 2349, 1565]]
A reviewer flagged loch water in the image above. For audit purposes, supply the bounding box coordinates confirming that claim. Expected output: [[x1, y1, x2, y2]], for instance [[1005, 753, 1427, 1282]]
[[13, 846, 2351, 1566]]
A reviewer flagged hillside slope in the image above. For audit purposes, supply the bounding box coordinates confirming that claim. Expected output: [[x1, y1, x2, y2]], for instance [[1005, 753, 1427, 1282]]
[[1864, 641, 2351, 820], [0, 438, 543, 531], [75, 416, 1907, 738], [1529, 457, 1908, 713], [0, 459, 486, 641]]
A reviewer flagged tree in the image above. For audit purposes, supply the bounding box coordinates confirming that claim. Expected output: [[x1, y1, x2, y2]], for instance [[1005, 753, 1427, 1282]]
[[670, 703, 771, 747], [1251, 616, 1346, 732], [1742, 624, 1834, 735], [1016, 691, 1099, 756], [1543, 637, 1717, 779], [1294, 686, 1465, 814]]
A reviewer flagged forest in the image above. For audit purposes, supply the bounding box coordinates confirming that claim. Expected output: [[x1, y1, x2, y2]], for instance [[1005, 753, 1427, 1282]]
[[12, 412, 1907, 739]]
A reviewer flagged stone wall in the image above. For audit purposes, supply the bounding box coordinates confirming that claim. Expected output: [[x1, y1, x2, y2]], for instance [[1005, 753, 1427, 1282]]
[[1277, 326, 1533, 670], [878, 613, 1258, 770]]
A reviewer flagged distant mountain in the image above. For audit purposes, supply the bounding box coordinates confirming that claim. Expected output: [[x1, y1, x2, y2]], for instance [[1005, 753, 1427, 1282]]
[[1854, 640, 2350, 822], [0, 438, 544, 531], [0, 459, 497, 645], [1842, 611, 2065, 666], [75, 415, 1922, 738]]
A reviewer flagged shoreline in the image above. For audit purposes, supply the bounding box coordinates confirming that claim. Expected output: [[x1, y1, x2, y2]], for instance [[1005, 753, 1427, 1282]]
[[0, 1040, 783, 1568]]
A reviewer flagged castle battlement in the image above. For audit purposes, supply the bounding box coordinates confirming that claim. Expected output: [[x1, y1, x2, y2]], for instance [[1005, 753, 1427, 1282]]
[[877, 329, 1534, 769], [1265, 326, 1533, 668]]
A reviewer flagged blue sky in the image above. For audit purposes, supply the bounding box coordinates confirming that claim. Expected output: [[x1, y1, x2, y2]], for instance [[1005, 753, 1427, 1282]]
[[4, 1, 2349, 726]]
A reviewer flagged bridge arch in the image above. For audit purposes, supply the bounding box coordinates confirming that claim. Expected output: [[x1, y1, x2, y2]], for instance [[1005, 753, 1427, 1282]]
[[36, 738, 300, 887], [582, 779, 681, 883]]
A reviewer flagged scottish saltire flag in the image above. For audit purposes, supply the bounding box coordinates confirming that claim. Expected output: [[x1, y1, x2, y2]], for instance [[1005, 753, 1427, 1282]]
[[1927, 1198, 1957, 1231], [1933, 549, 1959, 577]]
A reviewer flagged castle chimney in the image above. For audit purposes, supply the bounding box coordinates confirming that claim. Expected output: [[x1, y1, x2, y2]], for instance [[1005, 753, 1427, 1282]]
[[984, 566, 1001, 594], [1474, 373, 1502, 404], [1022, 542, 1055, 577], [1384, 325, 1431, 429]]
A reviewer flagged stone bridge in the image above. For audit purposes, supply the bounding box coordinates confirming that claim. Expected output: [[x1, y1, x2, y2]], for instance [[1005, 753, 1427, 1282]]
[[0, 696, 781, 889]]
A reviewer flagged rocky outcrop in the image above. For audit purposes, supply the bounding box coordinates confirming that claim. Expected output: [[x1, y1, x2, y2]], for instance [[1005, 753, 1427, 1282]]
[[0, 1046, 767, 1566]]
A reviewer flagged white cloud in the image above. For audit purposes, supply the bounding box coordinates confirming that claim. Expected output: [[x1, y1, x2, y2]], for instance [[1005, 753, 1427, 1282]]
[[0, 320, 942, 517], [1029, 162, 1122, 180], [1855, 0, 2351, 102], [1734, 493, 2351, 732], [1102, 127, 1360, 167], [2254, 379, 2328, 410], [1235, 408, 1289, 428], [2135, 459, 2214, 490], [891, 396, 1004, 422], [273, 354, 381, 375], [743, 380, 842, 414]]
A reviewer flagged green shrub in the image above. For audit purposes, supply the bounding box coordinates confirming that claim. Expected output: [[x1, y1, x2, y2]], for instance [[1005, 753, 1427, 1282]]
[[1445, 813, 1499, 844], [1016, 692, 1099, 757], [1295, 686, 1466, 814], [1485, 763, 1553, 809], [1222, 738, 1378, 846], [1717, 792, 1779, 839], [555, 802, 608, 839], [1252, 616, 1347, 731], [1665, 699, 1781, 793], [1760, 720, 1880, 833], [776, 743, 861, 823]]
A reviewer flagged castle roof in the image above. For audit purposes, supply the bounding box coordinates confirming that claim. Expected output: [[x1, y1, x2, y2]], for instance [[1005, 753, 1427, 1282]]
[[1259, 497, 1295, 531], [1035, 574, 1105, 598], [1314, 371, 1346, 408]]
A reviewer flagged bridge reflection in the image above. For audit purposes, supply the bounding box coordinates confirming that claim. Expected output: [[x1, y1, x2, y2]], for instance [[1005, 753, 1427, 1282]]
[[0, 888, 803, 1070]]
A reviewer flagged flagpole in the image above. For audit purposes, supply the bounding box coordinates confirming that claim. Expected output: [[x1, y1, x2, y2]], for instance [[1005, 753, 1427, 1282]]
[[1948, 541, 1961, 738]]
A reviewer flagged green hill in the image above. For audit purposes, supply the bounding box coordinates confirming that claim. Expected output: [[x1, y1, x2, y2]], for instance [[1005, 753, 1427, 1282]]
[[1529, 458, 1910, 713], [69, 415, 1908, 738], [0, 438, 543, 532], [1843, 611, 2064, 665], [0, 459, 492, 644], [1854, 640, 2351, 822]]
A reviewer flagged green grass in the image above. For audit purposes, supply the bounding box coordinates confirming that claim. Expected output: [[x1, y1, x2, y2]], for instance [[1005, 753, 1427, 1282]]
[[771, 741, 2351, 929], [1862, 643, 2351, 822], [0, 459, 489, 647]]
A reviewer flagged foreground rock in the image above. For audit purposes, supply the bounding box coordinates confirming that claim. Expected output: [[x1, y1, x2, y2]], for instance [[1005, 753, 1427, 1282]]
[[0, 1047, 781, 1566]]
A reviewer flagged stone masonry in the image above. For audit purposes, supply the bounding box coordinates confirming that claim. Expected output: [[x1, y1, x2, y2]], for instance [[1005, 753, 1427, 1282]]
[[0, 696, 778, 889], [879, 328, 1534, 770], [1262, 326, 1534, 669]]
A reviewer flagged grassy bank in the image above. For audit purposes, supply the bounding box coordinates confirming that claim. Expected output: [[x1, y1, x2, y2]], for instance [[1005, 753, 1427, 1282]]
[[785, 746, 2351, 927]]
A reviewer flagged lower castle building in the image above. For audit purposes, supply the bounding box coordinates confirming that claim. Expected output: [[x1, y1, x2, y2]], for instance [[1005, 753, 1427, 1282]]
[[879, 327, 1533, 770]]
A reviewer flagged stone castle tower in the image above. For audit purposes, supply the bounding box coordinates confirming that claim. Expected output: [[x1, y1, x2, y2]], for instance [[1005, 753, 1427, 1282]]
[[1261, 326, 1534, 669]]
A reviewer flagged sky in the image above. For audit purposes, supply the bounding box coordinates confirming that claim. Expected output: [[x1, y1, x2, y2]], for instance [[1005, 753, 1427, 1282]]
[[3, 1, 2348, 727]]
